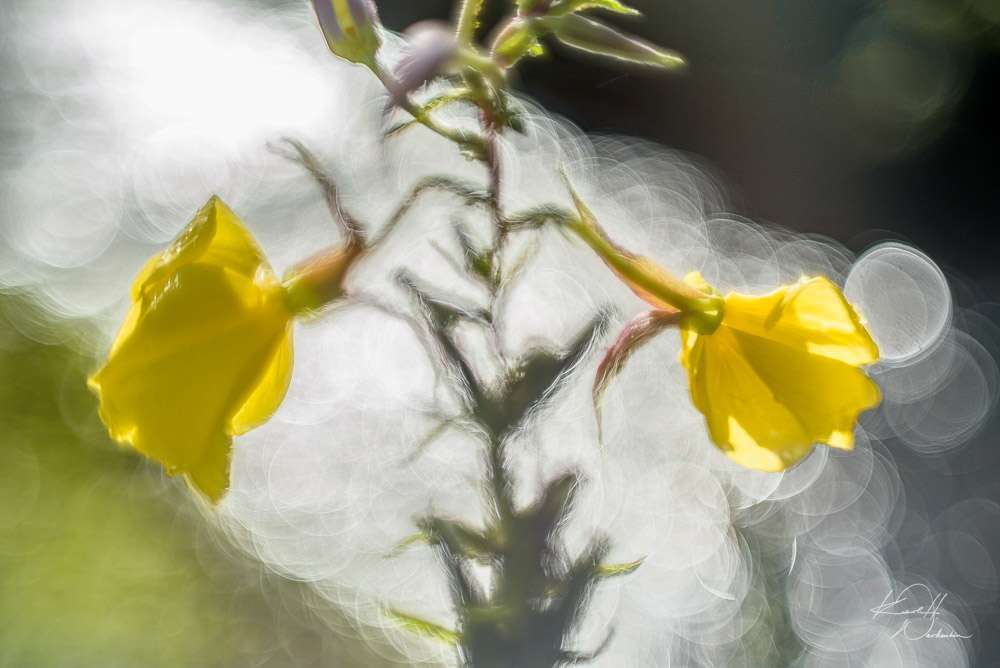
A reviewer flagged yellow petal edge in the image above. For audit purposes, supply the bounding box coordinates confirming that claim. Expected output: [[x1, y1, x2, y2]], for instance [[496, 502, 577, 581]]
[[88, 197, 293, 502]]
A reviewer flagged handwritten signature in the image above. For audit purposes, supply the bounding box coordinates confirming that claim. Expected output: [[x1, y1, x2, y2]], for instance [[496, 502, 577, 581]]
[[870, 584, 973, 640]]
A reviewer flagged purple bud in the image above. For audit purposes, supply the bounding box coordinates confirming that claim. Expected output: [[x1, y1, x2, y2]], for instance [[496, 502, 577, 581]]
[[310, 0, 382, 66], [348, 0, 378, 27], [389, 22, 457, 106], [311, 0, 341, 38]]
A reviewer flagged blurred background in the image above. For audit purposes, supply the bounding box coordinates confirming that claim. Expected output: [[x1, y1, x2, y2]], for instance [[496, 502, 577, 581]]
[[381, 0, 1000, 290], [379, 1, 1000, 662], [2, 0, 999, 665]]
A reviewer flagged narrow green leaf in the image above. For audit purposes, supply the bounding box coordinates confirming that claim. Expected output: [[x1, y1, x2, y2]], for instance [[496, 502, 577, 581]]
[[420, 89, 478, 114], [385, 531, 432, 558], [505, 204, 575, 232], [385, 609, 461, 645], [595, 557, 644, 578], [403, 415, 464, 464], [548, 15, 685, 69], [551, 0, 641, 17], [385, 118, 419, 138], [420, 517, 497, 560], [500, 238, 539, 287], [385, 90, 477, 139]]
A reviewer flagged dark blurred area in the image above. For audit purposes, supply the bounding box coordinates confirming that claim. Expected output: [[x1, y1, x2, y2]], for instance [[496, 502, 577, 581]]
[[381, 0, 1000, 299]]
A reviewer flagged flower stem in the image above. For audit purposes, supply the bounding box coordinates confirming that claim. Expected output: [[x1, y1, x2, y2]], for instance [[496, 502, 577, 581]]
[[565, 217, 706, 311], [374, 64, 489, 161], [562, 193, 724, 332], [456, 0, 486, 45]]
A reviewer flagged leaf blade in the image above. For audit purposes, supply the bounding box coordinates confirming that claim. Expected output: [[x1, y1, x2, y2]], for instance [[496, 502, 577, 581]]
[[595, 557, 644, 579], [549, 15, 685, 69], [385, 608, 462, 645]]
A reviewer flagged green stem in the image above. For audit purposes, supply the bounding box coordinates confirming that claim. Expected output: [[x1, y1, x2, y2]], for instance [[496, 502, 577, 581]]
[[456, 0, 486, 45], [564, 216, 724, 331], [481, 103, 515, 529], [488, 433, 513, 525], [373, 64, 489, 161]]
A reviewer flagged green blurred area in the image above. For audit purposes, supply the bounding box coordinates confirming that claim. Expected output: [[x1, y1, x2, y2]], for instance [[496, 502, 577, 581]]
[[0, 296, 396, 668]]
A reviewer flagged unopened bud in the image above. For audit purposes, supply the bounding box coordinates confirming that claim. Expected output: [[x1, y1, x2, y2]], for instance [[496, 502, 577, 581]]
[[388, 22, 458, 106], [310, 0, 382, 67]]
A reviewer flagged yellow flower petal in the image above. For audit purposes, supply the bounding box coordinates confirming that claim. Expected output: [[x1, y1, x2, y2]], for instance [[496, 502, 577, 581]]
[[231, 327, 293, 435], [680, 277, 881, 471], [723, 276, 879, 366], [682, 326, 809, 471], [130, 196, 268, 303], [90, 198, 292, 502]]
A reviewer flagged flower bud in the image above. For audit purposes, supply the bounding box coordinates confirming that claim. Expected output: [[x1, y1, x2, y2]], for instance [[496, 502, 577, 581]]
[[545, 14, 685, 69], [388, 22, 458, 106], [310, 0, 382, 67]]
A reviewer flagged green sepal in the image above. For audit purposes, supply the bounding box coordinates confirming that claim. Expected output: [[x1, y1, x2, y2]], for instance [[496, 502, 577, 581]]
[[546, 14, 685, 69], [385, 609, 461, 645]]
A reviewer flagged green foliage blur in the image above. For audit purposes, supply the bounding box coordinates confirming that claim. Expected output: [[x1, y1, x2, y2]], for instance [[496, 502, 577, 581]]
[[0, 296, 397, 668]]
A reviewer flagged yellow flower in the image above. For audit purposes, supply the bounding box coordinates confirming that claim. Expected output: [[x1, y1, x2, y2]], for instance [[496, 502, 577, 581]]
[[562, 180, 881, 471], [89, 197, 294, 502], [679, 272, 881, 471]]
